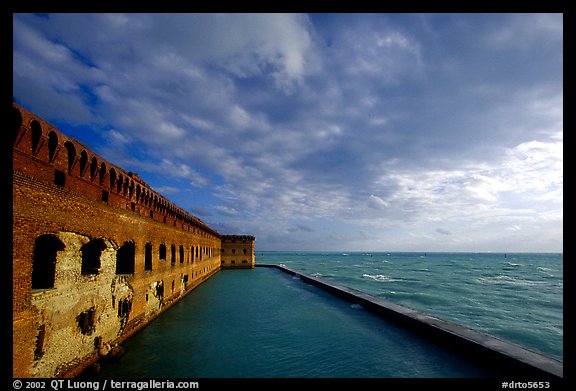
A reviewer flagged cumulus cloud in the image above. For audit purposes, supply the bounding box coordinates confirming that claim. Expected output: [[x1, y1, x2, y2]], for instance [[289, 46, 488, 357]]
[[13, 13, 563, 251]]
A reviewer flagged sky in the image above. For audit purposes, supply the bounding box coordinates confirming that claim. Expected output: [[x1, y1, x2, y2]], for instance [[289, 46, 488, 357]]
[[12, 13, 563, 252]]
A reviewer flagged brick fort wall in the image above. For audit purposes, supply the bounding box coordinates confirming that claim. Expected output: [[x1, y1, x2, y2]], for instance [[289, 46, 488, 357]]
[[11, 103, 255, 377]]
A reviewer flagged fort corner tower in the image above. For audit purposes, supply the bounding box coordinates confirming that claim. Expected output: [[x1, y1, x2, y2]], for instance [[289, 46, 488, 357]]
[[221, 235, 256, 268]]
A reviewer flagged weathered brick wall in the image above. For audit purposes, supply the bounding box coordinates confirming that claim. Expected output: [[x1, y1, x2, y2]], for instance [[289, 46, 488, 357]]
[[11, 104, 242, 378]]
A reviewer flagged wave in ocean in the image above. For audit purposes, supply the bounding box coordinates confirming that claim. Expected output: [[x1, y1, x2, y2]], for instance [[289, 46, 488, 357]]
[[362, 273, 398, 282]]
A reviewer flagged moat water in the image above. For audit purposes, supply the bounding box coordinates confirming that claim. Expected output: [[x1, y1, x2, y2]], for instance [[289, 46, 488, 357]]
[[97, 252, 562, 378]]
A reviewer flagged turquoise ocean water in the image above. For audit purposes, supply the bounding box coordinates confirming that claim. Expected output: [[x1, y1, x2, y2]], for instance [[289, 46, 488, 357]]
[[258, 252, 563, 360], [97, 252, 562, 378]]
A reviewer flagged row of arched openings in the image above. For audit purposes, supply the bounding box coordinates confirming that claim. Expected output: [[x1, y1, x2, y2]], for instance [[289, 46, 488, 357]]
[[12, 106, 190, 221], [31, 235, 135, 290], [31, 234, 217, 290]]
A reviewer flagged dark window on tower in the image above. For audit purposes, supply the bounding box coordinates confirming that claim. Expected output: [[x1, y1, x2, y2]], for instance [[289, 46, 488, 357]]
[[32, 234, 65, 289], [102, 190, 109, 203], [116, 241, 135, 274], [145, 242, 153, 271], [81, 239, 106, 275], [171, 245, 176, 266], [54, 170, 66, 187], [159, 244, 167, 261], [179, 245, 184, 264]]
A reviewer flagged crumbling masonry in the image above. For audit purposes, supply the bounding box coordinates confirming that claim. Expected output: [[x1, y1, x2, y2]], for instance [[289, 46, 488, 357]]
[[11, 103, 255, 378]]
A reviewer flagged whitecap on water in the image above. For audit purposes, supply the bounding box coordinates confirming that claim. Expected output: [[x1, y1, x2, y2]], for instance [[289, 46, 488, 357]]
[[537, 267, 558, 277], [476, 275, 547, 287], [362, 273, 397, 282]]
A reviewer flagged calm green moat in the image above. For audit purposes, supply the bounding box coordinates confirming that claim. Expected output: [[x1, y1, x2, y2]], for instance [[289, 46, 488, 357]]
[[96, 266, 550, 378]]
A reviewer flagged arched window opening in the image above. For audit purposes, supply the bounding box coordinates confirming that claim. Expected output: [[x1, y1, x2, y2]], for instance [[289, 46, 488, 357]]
[[90, 157, 98, 180], [117, 174, 124, 193], [145, 242, 153, 271], [171, 245, 176, 266], [81, 238, 106, 275], [64, 141, 76, 174], [99, 163, 107, 185], [179, 245, 184, 264], [48, 131, 58, 162], [116, 241, 135, 274], [109, 168, 117, 191], [11, 107, 22, 146], [31, 120, 42, 155], [32, 234, 65, 289], [79, 151, 88, 177], [136, 185, 141, 202], [128, 181, 135, 197], [159, 244, 167, 261]]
